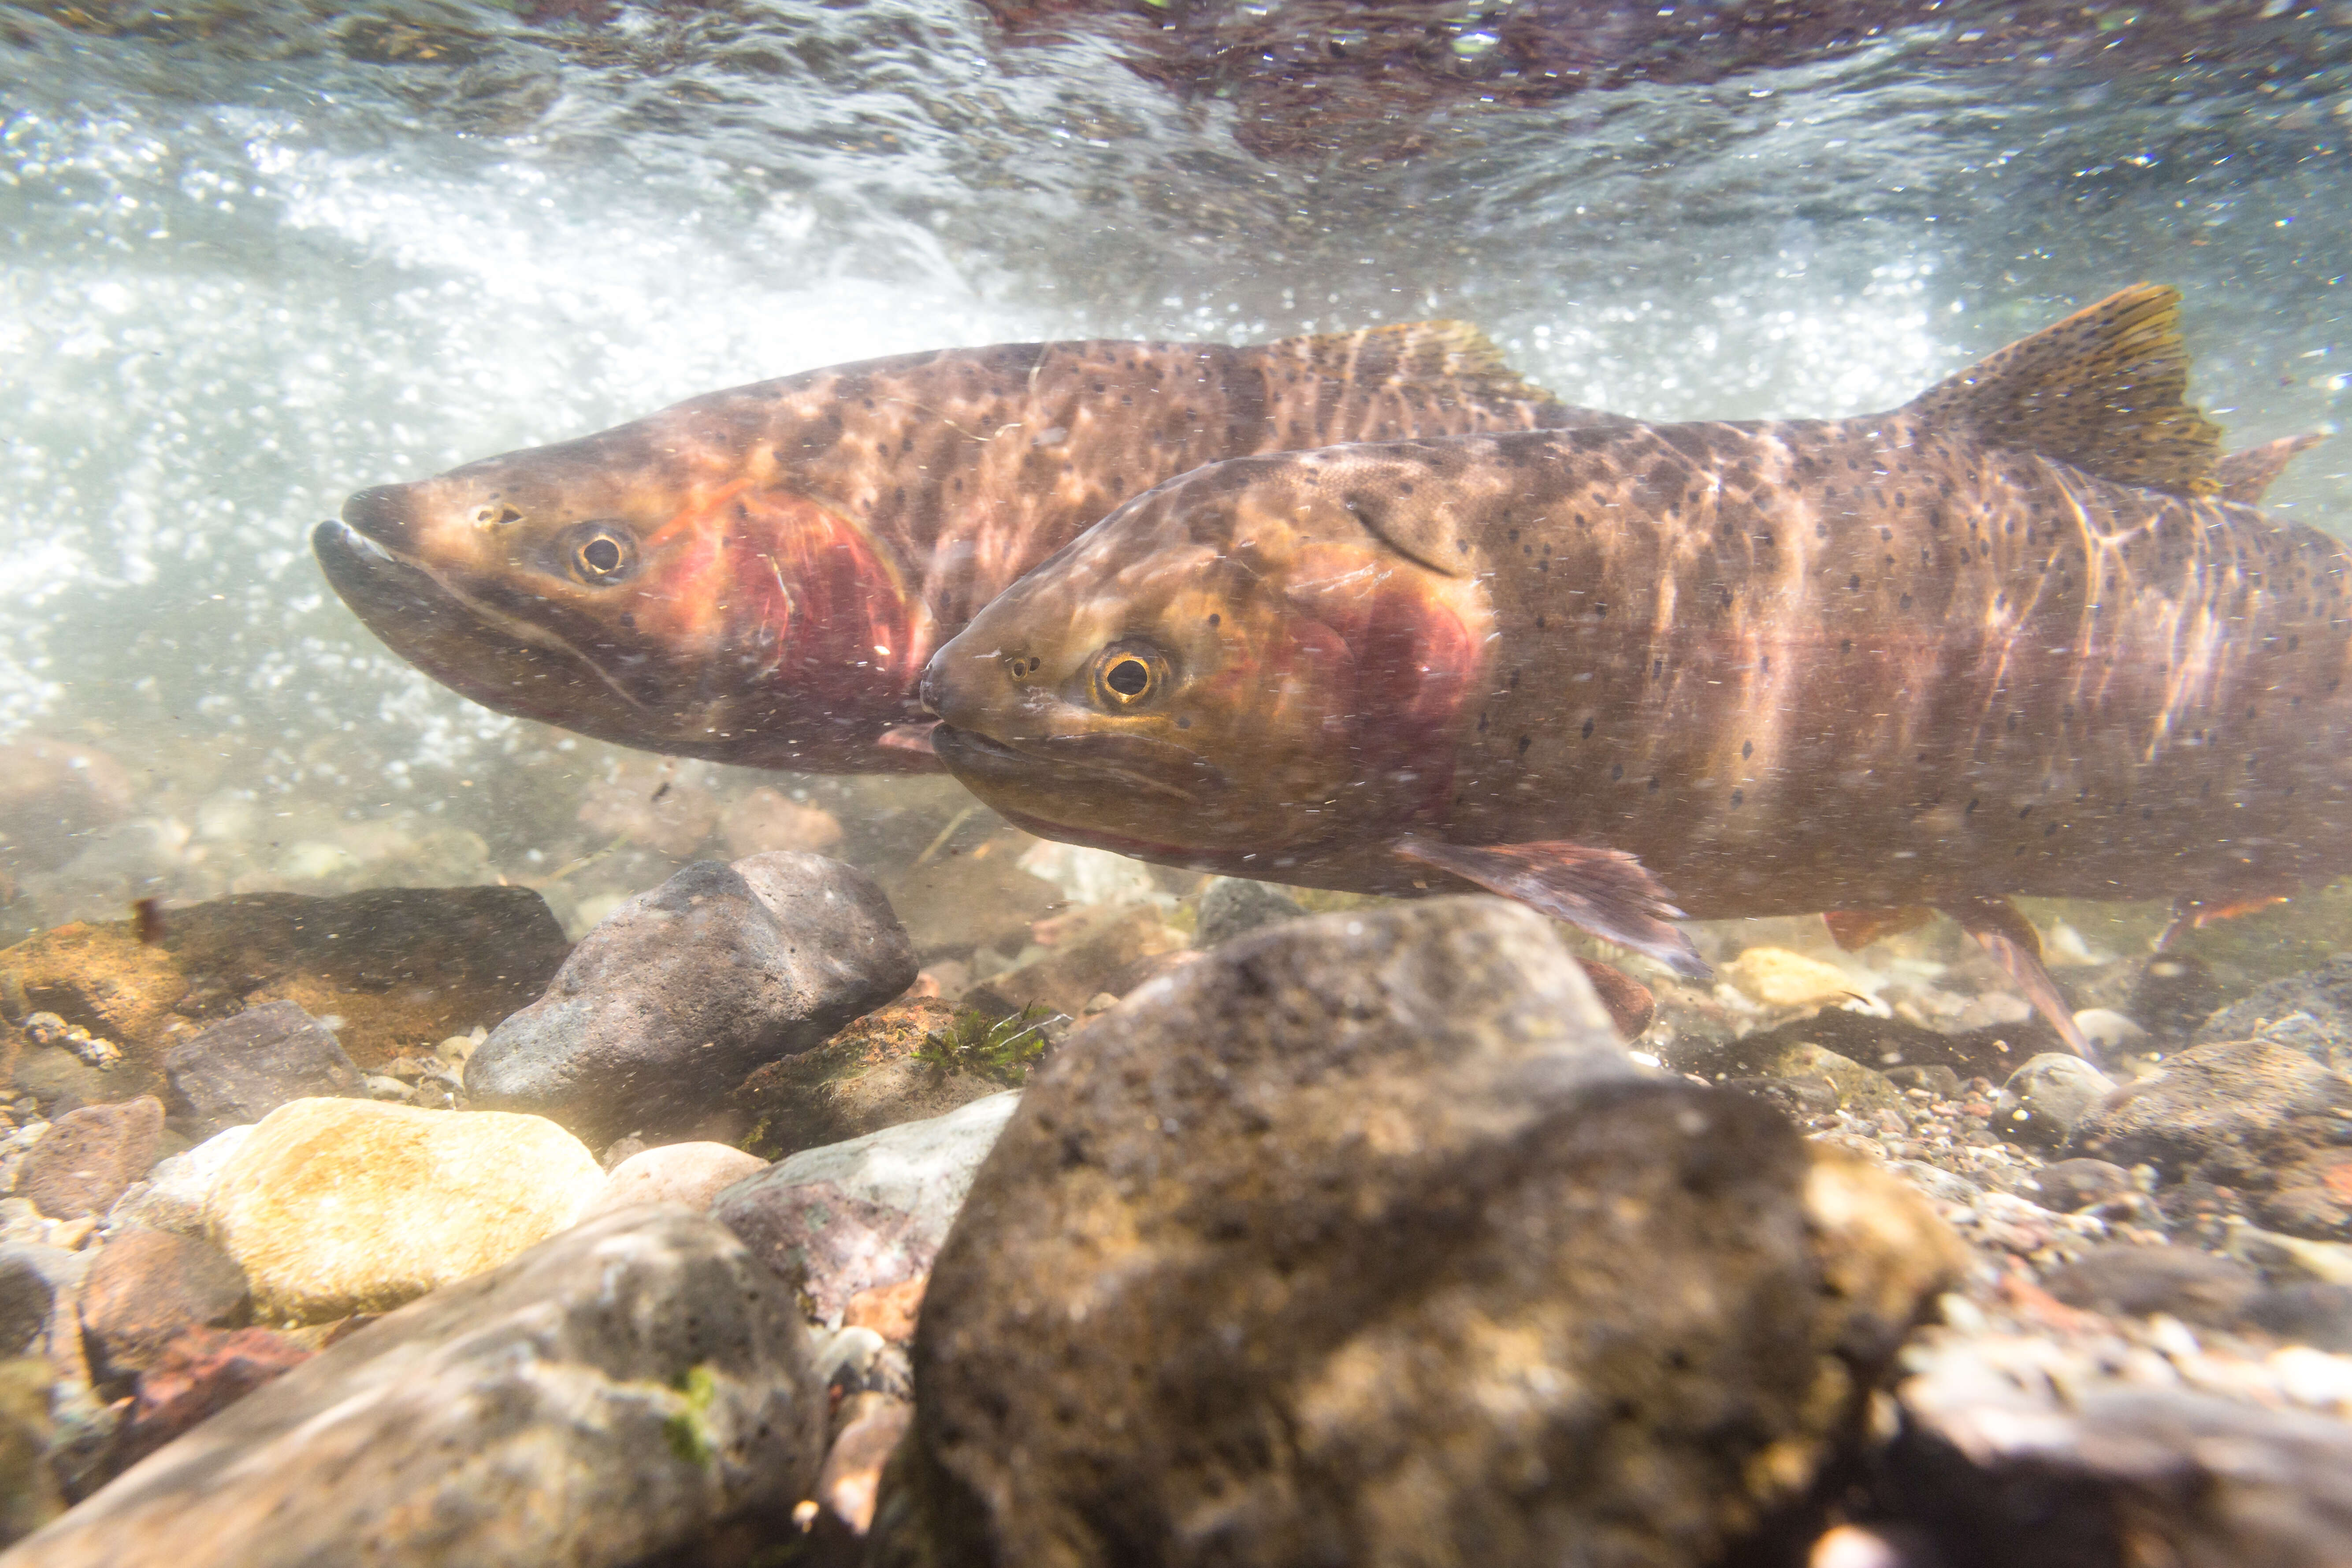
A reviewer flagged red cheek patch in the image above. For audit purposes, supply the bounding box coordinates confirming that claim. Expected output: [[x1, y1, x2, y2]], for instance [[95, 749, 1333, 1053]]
[[1282, 563, 1479, 814]]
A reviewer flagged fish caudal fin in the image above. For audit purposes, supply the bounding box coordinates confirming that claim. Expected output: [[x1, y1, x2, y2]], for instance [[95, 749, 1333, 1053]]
[[1906, 282, 2223, 498], [1262, 320, 1553, 406], [1943, 896, 2097, 1063], [2217, 433, 2326, 504], [1394, 833, 1710, 979]]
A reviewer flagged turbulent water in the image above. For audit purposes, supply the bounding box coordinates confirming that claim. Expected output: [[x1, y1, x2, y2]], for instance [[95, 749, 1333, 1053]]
[[2, 0, 2348, 945]]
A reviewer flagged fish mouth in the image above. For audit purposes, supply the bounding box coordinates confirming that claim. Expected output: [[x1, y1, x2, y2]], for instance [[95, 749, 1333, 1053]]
[[312, 517, 654, 732], [930, 723, 1222, 804], [339, 484, 420, 554]]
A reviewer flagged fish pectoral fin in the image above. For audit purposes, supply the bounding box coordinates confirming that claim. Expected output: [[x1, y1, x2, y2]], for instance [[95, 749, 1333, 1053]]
[[1393, 833, 1709, 980], [877, 721, 939, 754], [2217, 433, 2326, 504], [1943, 896, 2096, 1063], [1906, 282, 2222, 498], [1823, 907, 1937, 951]]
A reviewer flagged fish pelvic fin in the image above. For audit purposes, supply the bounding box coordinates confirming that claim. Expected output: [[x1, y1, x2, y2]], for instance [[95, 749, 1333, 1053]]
[[1261, 320, 1552, 407], [1906, 282, 2223, 498], [1394, 833, 1709, 980], [1943, 896, 2098, 1063], [2217, 433, 2326, 504]]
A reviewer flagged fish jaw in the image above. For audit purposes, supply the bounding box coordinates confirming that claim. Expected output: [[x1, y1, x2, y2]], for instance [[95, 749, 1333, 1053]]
[[922, 454, 1491, 856]]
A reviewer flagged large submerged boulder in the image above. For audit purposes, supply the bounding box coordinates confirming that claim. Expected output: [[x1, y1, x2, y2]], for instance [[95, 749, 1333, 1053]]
[[876, 897, 1962, 1568], [467, 851, 916, 1147]]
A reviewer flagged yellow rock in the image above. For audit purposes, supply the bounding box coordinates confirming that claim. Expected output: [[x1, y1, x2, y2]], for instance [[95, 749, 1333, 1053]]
[[1724, 947, 1861, 1008], [209, 1098, 606, 1323]]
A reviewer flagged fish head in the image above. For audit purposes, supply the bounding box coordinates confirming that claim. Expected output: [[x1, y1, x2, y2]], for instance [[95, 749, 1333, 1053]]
[[316, 402, 925, 768], [923, 447, 1491, 858]]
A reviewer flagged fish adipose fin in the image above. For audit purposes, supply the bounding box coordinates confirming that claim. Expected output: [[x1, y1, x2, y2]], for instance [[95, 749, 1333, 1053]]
[[1907, 282, 2223, 498], [1823, 907, 1937, 951], [1943, 896, 2096, 1063], [1393, 834, 1710, 980], [2217, 433, 2326, 504], [1266, 320, 1552, 407]]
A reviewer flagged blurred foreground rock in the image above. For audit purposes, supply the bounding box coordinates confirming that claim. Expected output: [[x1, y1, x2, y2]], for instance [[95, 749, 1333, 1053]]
[[206, 1097, 606, 1323], [876, 898, 1962, 1567], [467, 851, 917, 1147], [2, 1206, 829, 1568], [0, 885, 568, 1101]]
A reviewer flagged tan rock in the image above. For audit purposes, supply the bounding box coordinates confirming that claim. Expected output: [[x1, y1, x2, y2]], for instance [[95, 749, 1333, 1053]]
[[1762, 1042, 1904, 1113], [209, 1099, 606, 1323], [720, 788, 843, 858], [577, 1142, 767, 1222], [1725, 946, 1864, 1008]]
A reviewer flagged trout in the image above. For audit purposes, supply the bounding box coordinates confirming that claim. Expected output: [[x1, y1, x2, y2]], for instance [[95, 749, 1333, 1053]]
[[316, 323, 1590, 774], [920, 285, 2347, 1054]]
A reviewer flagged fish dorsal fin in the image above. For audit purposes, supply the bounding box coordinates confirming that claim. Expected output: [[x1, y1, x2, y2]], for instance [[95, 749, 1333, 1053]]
[[1262, 320, 1552, 406], [2217, 433, 2325, 504], [1906, 283, 2223, 498], [1338, 480, 1474, 577]]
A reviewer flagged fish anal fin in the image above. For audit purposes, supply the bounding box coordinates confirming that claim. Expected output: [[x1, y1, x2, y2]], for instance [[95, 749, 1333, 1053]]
[[2218, 434, 2325, 504], [1907, 282, 2223, 498], [1394, 833, 1709, 980], [1823, 907, 1937, 951], [1264, 320, 1550, 407], [1944, 896, 2095, 1062]]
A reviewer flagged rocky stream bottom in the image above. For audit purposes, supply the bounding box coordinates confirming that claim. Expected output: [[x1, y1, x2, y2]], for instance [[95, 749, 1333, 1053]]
[[0, 849, 2345, 1567]]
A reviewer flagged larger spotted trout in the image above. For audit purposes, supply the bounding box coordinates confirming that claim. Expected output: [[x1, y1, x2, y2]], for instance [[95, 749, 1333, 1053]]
[[921, 285, 2345, 1055], [316, 323, 1592, 773]]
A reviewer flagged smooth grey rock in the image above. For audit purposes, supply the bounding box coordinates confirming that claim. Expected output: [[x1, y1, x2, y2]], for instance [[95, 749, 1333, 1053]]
[[4, 1206, 828, 1568], [468, 853, 917, 1146], [875, 898, 1962, 1568], [2244, 1282, 2352, 1352], [1994, 1052, 2114, 1147], [2196, 955, 2352, 1069], [1192, 876, 1307, 949], [163, 1001, 361, 1136], [2022, 1157, 2137, 1214]]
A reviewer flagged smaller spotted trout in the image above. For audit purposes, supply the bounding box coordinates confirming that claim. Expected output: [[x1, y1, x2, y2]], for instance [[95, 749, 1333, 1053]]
[[316, 323, 1590, 774], [921, 285, 2346, 1056]]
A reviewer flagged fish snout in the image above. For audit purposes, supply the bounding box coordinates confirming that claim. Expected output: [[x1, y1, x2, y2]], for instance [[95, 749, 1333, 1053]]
[[339, 484, 420, 553]]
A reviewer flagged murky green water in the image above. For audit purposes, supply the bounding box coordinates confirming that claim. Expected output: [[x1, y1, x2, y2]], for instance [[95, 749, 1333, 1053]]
[[2, 0, 2347, 977]]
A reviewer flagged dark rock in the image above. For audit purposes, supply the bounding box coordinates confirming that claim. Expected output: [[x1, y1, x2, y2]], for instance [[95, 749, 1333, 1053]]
[[0, 1357, 58, 1546], [0, 884, 569, 1094], [2024, 1158, 2138, 1214], [1682, 1004, 2060, 1085], [77, 1230, 249, 1380], [468, 853, 916, 1147], [2074, 1038, 2352, 1241], [103, 1326, 312, 1480], [877, 898, 1962, 1568], [1192, 876, 1306, 947], [2196, 953, 2352, 1065], [0, 1248, 67, 1358], [16, 1098, 163, 1219], [6, 1206, 829, 1568], [162, 1001, 361, 1136], [2041, 1243, 2263, 1327], [2243, 1282, 2352, 1352], [2132, 951, 2225, 1042], [9, 1048, 111, 1120], [730, 997, 1007, 1159], [715, 1179, 928, 1322], [1887, 1064, 1966, 1098], [1887, 1345, 2352, 1568]]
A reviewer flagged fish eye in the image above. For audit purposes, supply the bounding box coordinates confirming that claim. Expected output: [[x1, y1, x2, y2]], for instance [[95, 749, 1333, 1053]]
[[1088, 641, 1169, 710], [556, 521, 638, 586]]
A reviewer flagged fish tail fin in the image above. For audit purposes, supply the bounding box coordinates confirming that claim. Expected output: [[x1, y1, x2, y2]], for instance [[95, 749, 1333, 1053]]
[[1905, 282, 2223, 498], [2217, 433, 2326, 504], [1260, 320, 1554, 406]]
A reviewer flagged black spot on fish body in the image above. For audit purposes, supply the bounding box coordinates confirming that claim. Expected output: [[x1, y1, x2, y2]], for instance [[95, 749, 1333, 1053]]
[[1580, 718, 1594, 738], [1741, 740, 1752, 758], [1518, 735, 1532, 754]]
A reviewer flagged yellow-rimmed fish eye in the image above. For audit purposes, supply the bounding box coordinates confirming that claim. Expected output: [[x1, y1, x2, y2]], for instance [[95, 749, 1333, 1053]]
[[1088, 641, 1169, 710], [556, 521, 639, 586]]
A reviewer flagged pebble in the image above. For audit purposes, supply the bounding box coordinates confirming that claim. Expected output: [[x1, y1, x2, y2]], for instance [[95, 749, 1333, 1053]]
[[206, 1098, 606, 1323], [104, 1125, 251, 1239], [1993, 1052, 2115, 1147], [1724, 945, 1862, 1007], [817, 1393, 910, 1535], [2244, 1283, 2352, 1352], [75, 1230, 250, 1379], [1192, 877, 1307, 948], [881, 898, 1963, 1568], [466, 852, 918, 1147], [5, 1208, 828, 1567], [577, 1141, 768, 1222], [15, 1098, 163, 1220], [2041, 1243, 2264, 1328], [2022, 1157, 2138, 1214]]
